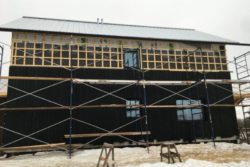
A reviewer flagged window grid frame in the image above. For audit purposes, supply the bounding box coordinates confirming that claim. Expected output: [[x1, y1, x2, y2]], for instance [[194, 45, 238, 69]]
[[126, 100, 140, 118], [176, 99, 203, 121], [11, 32, 228, 72], [141, 48, 227, 72], [12, 32, 124, 69]]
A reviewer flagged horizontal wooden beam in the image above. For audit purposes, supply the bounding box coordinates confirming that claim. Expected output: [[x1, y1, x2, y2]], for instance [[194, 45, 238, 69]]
[[0, 92, 7, 98], [234, 93, 250, 105], [0, 76, 70, 81], [204, 79, 250, 84], [0, 106, 69, 111], [64, 131, 151, 138], [1, 76, 250, 85], [0, 76, 197, 85], [74, 79, 196, 85], [0, 143, 65, 153], [0, 104, 244, 111], [147, 104, 241, 108]]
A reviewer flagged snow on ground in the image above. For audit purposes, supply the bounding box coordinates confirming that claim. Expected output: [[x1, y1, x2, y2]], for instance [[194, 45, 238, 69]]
[[0, 142, 249, 167]]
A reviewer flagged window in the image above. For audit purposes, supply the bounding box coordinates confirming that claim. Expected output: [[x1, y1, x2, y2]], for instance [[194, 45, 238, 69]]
[[126, 100, 140, 118], [176, 100, 202, 121], [124, 51, 139, 68]]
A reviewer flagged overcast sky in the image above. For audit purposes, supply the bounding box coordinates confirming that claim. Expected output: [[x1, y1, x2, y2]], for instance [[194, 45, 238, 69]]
[[1, 0, 250, 73], [0, 0, 250, 117]]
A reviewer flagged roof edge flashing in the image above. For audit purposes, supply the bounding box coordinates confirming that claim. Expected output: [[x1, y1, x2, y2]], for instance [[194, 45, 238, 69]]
[[0, 27, 242, 45], [22, 16, 195, 31]]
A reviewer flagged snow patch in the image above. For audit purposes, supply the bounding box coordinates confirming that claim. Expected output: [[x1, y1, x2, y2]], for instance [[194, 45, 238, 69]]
[[0, 142, 249, 167], [124, 159, 250, 167]]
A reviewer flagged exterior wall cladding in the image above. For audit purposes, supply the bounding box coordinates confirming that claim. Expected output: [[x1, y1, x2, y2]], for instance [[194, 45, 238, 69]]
[[1, 34, 238, 147]]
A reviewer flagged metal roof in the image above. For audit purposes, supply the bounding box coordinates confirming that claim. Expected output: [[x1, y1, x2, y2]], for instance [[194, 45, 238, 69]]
[[0, 16, 240, 44]]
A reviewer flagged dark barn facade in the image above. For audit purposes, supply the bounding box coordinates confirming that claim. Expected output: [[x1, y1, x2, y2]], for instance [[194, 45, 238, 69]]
[[0, 17, 240, 147]]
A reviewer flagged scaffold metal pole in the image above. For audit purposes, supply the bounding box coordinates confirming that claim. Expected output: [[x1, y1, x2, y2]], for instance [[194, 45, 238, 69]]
[[0, 45, 3, 77], [203, 72, 216, 147], [69, 37, 74, 158], [142, 71, 149, 152]]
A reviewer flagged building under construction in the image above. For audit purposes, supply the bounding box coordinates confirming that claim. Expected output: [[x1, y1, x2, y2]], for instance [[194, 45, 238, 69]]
[[0, 17, 249, 154]]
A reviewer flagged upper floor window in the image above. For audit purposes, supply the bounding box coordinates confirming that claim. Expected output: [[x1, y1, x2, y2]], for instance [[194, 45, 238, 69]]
[[124, 51, 139, 68], [176, 99, 203, 121]]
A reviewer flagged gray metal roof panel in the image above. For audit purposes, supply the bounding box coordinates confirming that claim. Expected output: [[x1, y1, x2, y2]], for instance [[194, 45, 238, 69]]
[[0, 16, 239, 44]]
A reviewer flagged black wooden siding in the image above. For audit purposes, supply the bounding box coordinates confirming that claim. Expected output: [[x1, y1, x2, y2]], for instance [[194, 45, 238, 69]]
[[1, 66, 238, 146]]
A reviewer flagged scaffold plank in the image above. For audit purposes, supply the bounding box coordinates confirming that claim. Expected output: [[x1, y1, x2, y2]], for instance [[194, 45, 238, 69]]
[[0, 76, 70, 81], [205, 79, 250, 84], [0, 92, 7, 98], [0, 143, 65, 153], [0, 104, 245, 111], [64, 131, 151, 138], [1, 76, 250, 85]]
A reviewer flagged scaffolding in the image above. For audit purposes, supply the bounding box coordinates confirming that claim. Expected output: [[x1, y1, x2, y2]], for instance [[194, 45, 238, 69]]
[[0, 40, 249, 159], [235, 52, 250, 143], [0, 45, 3, 77]]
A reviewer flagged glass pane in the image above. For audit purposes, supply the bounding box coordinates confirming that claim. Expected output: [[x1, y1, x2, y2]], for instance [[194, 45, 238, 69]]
[[130, 100, 136, 105], [192, 109, 202, 114], [177, 110, 183, 116], [177, 110, 184, 120], [126, 100, 140, 117], [131, 110, 136, 117], [184, 109, 192, 120], [192, 109, 202, 120], [126, 111, 131, 117], [125, 53, 132, 66], [192, 113, 201, 120], [124, 52, 138, 68], [176, 100, 183, 105], [136, 110, 140, 117], [183, 100, 190, 105], [176, 99, 203, 121]]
